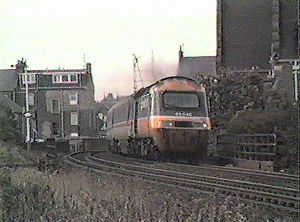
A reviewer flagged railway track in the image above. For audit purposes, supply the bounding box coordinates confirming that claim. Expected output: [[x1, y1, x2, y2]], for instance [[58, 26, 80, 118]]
[[161, 162, 299, 189], [65, 152, 300, 213], [92, 151, 299, 189]]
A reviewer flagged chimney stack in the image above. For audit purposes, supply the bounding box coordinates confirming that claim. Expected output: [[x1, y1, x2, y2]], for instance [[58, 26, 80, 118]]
[[86, 63, 92, 74], [178, 45, 184, 62]]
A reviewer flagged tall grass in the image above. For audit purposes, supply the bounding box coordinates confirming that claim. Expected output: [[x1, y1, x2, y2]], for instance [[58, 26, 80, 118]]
[[0, 167, 296, 221]]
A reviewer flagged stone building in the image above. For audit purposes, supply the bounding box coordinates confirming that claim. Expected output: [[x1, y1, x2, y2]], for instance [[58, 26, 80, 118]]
[[217, 0, 299, 70], [216, 0, 299, 104], [0, 61, 25, 141], [16, 63, 96, 141]]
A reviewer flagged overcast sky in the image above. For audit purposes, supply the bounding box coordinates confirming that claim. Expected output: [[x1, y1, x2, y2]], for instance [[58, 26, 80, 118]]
[[0, 0, 216, 100]]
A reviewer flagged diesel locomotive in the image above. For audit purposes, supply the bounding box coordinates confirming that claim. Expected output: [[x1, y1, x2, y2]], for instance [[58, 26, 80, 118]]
[[106, 76, 211, 162]]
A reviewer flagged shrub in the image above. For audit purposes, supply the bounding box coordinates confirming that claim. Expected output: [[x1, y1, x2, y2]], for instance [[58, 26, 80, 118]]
[[0, 104, 19, 142]]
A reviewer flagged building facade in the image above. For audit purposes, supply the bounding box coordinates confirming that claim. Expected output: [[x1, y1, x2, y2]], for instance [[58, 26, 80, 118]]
[[16, 62, 96, 141], [217, 0, 299, 70], [217, 0, 299, 104]]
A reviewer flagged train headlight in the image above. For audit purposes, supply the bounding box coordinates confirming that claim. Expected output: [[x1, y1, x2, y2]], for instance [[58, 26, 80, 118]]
[[192, 121, 210, 129], [151, 118, 175, 128], [163, 120, 175, 127], [151, 118, 164, 128]]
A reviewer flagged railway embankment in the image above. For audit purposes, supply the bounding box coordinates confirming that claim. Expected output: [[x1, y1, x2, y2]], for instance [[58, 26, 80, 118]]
[[0, 142, 298, 221], [1, 161, 298, 221]]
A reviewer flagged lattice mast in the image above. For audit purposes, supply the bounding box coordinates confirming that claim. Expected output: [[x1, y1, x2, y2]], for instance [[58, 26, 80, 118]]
[[133, 54, 143, 93]]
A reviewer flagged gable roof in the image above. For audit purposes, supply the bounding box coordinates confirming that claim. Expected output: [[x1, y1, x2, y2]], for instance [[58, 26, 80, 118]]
[[178, 56, 216, 79], [0, 95, 23, 113], [0, 69, 18, 92]]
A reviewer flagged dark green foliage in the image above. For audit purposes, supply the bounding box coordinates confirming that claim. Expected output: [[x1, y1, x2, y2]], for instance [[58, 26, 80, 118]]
[[0, 170, 22, 221], [0, 104, 19, 142], [0, 170, 56, 221], [227, 109, 291, 134], [195, 71, 298, 168], [194, 71, 266, 126]]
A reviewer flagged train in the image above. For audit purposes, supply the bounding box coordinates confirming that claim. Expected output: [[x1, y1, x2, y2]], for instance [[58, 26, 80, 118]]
[[106, 76, 211, 163]]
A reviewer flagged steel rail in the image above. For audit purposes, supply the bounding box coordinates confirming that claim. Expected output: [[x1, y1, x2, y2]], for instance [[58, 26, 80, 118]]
[[163, 162, 299, 188], [94, 151, 299, 188], [65, 152, 299, 212], [88, 154, 299, 198]]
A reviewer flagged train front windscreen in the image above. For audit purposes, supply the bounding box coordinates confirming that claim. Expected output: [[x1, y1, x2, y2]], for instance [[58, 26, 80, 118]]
[[160, 91, 209, 117], [163, 92, 200, 108]]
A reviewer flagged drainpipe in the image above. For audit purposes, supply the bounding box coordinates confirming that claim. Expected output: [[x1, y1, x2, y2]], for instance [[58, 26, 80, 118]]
[[24, 62, 31, 150], [61, 90, 64, 138]]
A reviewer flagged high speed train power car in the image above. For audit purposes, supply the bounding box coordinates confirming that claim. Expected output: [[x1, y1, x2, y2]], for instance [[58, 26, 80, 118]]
[[106, 76, 211, 163]]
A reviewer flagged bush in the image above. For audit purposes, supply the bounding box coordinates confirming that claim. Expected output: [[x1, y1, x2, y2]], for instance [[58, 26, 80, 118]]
[[0, 104, 19, 142], [0, 141, 26, 165], [227, 109, 291, 134]]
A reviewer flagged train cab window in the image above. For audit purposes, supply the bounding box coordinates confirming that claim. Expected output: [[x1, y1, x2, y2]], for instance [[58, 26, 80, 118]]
[[163, 92, 199, 108]]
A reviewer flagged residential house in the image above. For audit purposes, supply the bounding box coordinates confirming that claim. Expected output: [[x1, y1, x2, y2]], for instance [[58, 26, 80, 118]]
[[94, 93, 122, 131], [177, 46, 216, 80], [17, 62, 96, 141]]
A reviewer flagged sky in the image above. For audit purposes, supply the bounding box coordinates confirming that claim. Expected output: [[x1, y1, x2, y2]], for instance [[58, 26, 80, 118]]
[[0, 0, 216, 100]]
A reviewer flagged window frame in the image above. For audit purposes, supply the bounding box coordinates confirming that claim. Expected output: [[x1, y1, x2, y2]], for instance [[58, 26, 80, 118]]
[[51, 99, 60, 114], [22, 73, 36, 84], [52, 75, 62, 83], [62, 75, 69, 82], [52, 74, 79, 84], [69, 74, 78, 82], [162, 91, 200, 109], [69, 92, 78, 105], [70, 112, 78, 125]]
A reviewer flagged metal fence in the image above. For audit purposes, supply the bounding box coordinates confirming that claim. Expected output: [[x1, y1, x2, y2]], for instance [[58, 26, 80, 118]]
[[217, 134, 277, 161]]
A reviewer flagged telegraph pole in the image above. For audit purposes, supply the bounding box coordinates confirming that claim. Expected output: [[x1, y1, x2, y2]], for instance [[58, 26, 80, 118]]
[[24, 60, 31, 150]]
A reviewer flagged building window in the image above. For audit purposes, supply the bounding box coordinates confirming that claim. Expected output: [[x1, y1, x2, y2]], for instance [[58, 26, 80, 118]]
[[52, 123, 59, 135], [52, 74, 78, 83], [62, 75, 69, 82], [69, 92, 78, 105], [28, 93, 34, 106], [52, 75, 62, 83], [51, 100, 60, 114], [22, 73, 36, 84], [70, 74, 78, 82], [71, 112, 78, 125]]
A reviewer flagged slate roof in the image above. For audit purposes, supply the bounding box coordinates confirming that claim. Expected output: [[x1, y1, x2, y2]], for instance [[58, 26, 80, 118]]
[[28, 69, 86, 73], [0, 95, 23, 113], [95, 95, 128, 114], [0, 69, 18, 91], [178, 56, 216, 79]]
